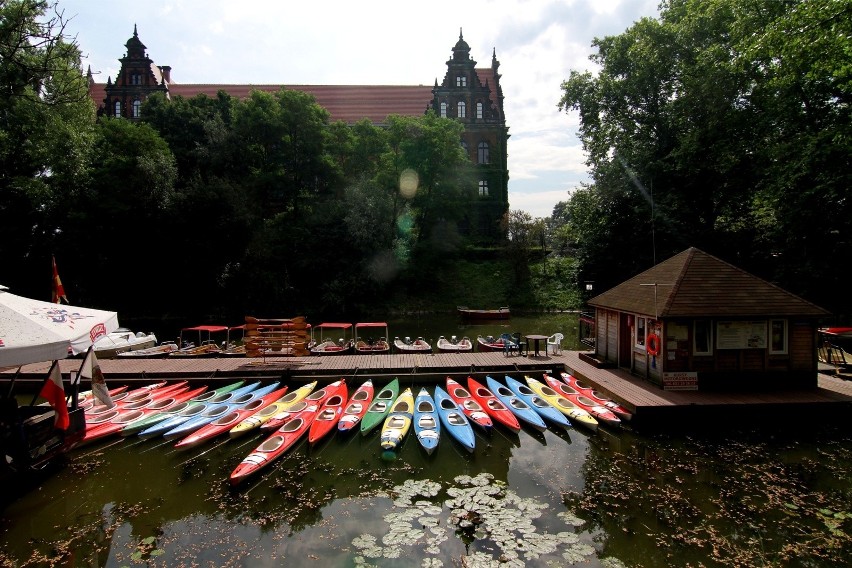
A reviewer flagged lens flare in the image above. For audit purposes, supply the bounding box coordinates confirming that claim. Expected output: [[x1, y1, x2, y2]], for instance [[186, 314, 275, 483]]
[[399, 169, 418, 199]]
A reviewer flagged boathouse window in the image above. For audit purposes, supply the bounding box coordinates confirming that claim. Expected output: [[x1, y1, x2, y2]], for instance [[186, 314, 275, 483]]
[[694, 320, 712, 355], [636, 316, 647, 348], [769, 319, 788, 354], [440, 102, 447, 117], [458, 101, 466, 118]]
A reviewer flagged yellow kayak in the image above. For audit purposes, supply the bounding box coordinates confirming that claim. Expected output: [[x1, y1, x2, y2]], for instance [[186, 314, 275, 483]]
[[229, 381, 317, 437], [524, 376, 598, 432], [380, 388, 414, 451]]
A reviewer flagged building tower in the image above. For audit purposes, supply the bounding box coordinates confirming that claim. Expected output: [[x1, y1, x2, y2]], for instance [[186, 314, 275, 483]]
[[100, 25, 171, 119]]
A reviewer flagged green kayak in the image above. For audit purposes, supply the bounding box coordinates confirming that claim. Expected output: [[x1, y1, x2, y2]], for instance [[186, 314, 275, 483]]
[[359, 378, 400, 436]]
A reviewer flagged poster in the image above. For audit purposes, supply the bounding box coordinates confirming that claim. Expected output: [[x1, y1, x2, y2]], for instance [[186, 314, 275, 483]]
[[716, 321, 767, 349]]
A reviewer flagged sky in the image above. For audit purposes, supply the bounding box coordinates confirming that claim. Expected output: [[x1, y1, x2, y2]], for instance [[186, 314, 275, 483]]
[[57, 0, 660, 219]]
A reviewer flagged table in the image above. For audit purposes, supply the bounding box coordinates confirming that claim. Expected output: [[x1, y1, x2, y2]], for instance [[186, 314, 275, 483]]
[[524, 334, 549, 357]]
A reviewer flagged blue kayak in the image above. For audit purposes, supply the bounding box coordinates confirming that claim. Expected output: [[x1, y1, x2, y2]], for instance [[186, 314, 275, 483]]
[[433, 385, 475, 453], [413, 388, 440, 454], [485, 376, 547, 432], [504, 376, 571, 430]]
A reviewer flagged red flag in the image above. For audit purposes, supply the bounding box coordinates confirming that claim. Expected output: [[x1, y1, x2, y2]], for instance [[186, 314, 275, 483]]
[[40, 361, 70, 430], [52, 256, 68, 304]]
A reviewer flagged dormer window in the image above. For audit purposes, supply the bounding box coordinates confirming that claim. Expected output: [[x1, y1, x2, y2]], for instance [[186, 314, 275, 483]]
[[440, 102, 447, 118], [456, 75, 467, 87], [457, 101, 466, 118]]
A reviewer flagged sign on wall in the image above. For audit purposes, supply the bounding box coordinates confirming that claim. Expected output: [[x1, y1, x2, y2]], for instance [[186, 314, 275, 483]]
[[716, 321, 767, 349], [662, 371, 698, 390]]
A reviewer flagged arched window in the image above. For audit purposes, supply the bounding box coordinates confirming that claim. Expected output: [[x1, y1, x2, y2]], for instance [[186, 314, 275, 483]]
[[478, 142, 490, 164], [132, 100, 141, 118], [460, 140, 468, 157], [476, 102, 483, 119], [114, 100, 121, 117], [440, 102, 447, 118], [458, 101, 466, 118], [478, 180, 489, 197]]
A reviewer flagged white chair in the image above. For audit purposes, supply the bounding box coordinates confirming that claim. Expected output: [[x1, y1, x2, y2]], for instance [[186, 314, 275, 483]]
[[546, 333, 564, 355]]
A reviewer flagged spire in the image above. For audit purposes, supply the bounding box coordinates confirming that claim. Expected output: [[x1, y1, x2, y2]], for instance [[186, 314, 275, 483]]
[[134, 23, 138, 38]]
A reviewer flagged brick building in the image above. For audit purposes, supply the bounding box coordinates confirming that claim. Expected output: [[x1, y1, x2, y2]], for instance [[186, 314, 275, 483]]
[[87, 27, 509, 242]]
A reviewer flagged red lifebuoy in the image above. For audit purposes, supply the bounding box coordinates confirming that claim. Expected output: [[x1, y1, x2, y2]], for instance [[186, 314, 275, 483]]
[[646, 332, 661, 356]]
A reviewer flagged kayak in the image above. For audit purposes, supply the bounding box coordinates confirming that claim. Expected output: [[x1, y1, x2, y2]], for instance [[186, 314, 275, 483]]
[[467, 377, 521, 433], [337, 379, 374, 433], [360, 378, 400, 436], [308, 381, 348, 444], [138, 381, 263, 439], [174, 386, 290, 449], [524, 376, 598, 432], [504, 376, 571, 431], [82, 386, 207, 445], [121, 380, 245, 436], [102, 381, 191, 412], [79, 386, 129, 410], [543, 374, 621, 428], [433, 385, 475, 453], [86, 381, 171, 415], [413, 388, 440, 454], [561, 372, 632, 421], [162, 383, 281, 441], [262, 380, 345, 432], [379, 388, 414, 451], [485, 376, 547, 432], [230, 386, 339, 486], [229, 381, 317, 438], [446, 378, 492, 431]]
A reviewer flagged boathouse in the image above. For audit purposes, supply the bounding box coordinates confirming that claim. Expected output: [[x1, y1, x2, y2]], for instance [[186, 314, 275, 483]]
[[585, 248, 830, 391]]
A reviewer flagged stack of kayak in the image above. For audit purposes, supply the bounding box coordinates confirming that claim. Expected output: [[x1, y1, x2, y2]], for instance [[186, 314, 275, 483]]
[[74, 372, 632, 487]]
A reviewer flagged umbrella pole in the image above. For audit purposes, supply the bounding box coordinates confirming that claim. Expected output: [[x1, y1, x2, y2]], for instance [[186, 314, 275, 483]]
[[5, 367, 21, 399]]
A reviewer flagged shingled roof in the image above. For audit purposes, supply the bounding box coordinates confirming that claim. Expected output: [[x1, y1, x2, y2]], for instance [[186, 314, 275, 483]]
[[587, 247, 830, 318]]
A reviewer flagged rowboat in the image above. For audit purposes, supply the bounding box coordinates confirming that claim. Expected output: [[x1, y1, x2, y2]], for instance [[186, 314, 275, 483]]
[[115, 342, 179, 358], [393, 336, 432, 353], [309, 323, 354, 355], [229, 381, 317, 437], [174, 386, 290, 449], [138, 382, 262, 439], [308, 381, 349, 444], [92, 328, 157, 358], [445, 378, 492, 431], [504, 376, 571, 431], [121, 380, 245, 436], [436, 336, 473, 353], [457, 306, 510, 320], [413, 388, 440, 454], [82, 386, 207, 445], [433, 385, 475, 453], [524, 376, 598, 432], [354, 322, 390, 354], [476, 335, 513, 353], [467, 377, 521, 432], [229, 401, 324, 487], [262, 380, 344, 432], [161, 383, 281, 440], [485, 376, 546, 432], [544, 374, 621, 428], [560, 372, 632, 421], [337, 379, 374, 433], [360, 378, 400, 436], [379, 388, 414, 451]]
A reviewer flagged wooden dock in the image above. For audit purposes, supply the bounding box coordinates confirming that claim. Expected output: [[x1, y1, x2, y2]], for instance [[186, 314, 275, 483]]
[[5, 350, 852, 429]]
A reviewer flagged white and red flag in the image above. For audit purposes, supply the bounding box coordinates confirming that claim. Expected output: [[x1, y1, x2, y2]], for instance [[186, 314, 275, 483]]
[[40, 361, 70, 430], [80, 347, 114, 408], [51, 256, 68, 304]]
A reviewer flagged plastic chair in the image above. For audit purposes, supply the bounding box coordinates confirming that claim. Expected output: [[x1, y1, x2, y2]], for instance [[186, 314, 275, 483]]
[[546, 333, 564, 355], [500, 333, 520, 357]]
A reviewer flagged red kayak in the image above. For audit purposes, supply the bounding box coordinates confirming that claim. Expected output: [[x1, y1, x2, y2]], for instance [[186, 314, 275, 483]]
[[543, 374, 621, 428], [446, 378, 492, 431], [82, 385, 207, 445], [262, 380, 345, 432], [560, 372, 632, 421], [467, 376, 521, 433], [337, 379, 374, 433], [308, 381, 348, 444], [80, 386, 129, 410], [86, 381, 176, 415], [173, 386, 290, 450], [230, 389, 337, 486]]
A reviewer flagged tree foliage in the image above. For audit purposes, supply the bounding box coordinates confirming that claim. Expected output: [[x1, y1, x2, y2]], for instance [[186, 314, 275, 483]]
[[557, 0, 852, 316]]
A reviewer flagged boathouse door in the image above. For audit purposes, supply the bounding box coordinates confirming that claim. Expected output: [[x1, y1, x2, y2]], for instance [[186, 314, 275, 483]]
[[619, 313, 632, 369]]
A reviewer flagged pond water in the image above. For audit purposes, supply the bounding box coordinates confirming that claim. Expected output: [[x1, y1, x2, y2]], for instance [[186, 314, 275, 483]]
[[2, 313, 851, 567]]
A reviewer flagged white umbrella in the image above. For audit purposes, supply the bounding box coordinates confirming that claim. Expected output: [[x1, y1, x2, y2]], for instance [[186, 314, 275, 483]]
[[0, 286, 120, 367]]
